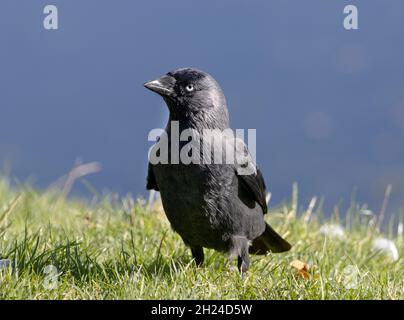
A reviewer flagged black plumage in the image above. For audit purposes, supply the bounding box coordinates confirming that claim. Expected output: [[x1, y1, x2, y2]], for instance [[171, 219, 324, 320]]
[[144, 68, 291, 275]]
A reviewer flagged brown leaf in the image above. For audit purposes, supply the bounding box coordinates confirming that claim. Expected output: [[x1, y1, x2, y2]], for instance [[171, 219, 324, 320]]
[[290, 259, 310, 279]]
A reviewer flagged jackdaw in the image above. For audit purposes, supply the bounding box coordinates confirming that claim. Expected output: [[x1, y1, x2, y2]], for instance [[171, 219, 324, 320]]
[[144, 68, 291, 274]]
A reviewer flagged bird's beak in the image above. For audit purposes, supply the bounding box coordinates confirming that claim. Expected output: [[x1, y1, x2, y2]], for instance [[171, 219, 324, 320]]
[[144, 75, 175, 97]]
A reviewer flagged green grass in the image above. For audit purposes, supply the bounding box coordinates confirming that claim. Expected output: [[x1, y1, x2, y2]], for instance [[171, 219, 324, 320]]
[[0, 178, 403, 300]]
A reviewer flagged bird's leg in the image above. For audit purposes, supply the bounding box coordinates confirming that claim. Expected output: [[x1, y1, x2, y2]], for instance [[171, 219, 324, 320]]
[[237, 257, 243, 270], [191, 246, 204, 267], [230, 236, 250, 278], [237, 246, 250, 278]]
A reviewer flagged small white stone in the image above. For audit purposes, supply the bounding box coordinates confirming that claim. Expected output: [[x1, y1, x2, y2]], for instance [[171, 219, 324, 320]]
[[372, 238, 399, 261], [319, 224, 345, 239]]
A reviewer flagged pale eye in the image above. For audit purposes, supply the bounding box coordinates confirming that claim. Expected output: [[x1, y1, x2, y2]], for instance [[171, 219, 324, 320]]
[[185, 84, 195, 92]]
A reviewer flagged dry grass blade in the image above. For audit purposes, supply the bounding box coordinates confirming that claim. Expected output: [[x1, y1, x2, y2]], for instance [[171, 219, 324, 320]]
[[377, 184, 392, 229], [303, 196, 317, 224], [0, 194, 22, 225], [48, 160, 102, 196]]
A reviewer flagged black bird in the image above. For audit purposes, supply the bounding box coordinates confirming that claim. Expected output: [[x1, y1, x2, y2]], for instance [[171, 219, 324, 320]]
[[144, 68, 291, 275]]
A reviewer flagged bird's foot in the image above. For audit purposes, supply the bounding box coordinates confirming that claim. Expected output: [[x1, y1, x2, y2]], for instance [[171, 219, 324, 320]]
[[191, 246, 204, 267]]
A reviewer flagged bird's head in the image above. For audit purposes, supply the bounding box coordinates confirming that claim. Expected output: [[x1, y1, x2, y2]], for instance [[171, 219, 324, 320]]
[[144, 68, 229, 127]]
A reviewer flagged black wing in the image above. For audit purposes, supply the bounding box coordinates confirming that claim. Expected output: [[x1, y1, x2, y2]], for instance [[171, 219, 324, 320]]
[[237, 168, 268, 214], [146, 163, 159, 191]]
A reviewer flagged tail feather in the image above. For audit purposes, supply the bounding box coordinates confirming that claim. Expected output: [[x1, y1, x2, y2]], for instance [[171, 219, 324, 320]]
[[250, 223, 292, 255]]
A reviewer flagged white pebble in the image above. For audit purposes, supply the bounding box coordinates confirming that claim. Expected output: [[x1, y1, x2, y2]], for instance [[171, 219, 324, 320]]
[[320, 224, 345, 239], [372, 238, 399, 261]]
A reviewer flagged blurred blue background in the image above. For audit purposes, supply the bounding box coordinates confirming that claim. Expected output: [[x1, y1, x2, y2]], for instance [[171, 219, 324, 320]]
[[1, 1, 404, 217]]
